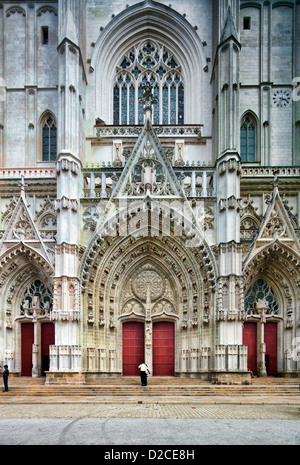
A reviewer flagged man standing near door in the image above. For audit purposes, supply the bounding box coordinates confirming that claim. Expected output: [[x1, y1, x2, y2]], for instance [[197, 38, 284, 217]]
[[138, 362, 150, 386], [2, 365, 9, 392]]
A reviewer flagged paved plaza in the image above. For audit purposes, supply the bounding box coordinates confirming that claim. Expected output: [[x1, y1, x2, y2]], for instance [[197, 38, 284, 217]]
[[0, 377, 299, 446], [0, 401, 299, 420], [0, 401, 299, 446]]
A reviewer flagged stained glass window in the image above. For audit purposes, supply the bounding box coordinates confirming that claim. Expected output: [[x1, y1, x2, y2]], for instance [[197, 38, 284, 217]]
[[240, 115, 256, 162], [244, 279, 279, 315], [153, 85, 159, 125], [42, 115, 57, 162], [113, 40, 184, 125], [129, 85, 135, 125]]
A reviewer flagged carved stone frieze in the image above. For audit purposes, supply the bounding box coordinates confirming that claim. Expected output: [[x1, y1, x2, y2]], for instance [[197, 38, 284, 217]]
[[219, 195, 242, 212], [1, 197, 18, 226], [82, 205, 100, 231], [55, 197, 78, 212], [35, 196, 56, 230], [12, 206, 38, 240], [218, 158, 241, 176], [56, 159, 80, 175]]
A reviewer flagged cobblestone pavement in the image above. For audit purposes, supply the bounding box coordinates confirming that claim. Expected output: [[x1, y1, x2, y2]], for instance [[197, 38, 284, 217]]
[[0, 402, 299, 420]]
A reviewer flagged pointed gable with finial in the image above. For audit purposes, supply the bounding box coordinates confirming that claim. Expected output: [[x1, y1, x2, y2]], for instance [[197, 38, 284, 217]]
[[0, 177, 54, 266]]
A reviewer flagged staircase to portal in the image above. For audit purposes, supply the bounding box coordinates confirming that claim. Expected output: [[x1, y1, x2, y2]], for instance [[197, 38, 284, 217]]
[[1, 376, 299, 403]]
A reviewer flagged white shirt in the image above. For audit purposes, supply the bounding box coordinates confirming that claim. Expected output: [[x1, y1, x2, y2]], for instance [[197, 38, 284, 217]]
[[138, 363, 148, 372]]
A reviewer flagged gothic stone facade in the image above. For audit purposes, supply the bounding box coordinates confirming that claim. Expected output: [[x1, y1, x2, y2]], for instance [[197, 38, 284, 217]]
[[0, 0, 299, 382]]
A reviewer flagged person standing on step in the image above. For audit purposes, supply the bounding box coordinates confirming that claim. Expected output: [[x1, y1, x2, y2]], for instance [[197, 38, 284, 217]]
[[3, 365, 9, 392], [138, 362, 150, 386]]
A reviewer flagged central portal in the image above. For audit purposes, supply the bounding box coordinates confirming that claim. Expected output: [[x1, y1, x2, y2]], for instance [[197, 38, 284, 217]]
[[121, 262, 177, 376], [122, 320, 175, 376]]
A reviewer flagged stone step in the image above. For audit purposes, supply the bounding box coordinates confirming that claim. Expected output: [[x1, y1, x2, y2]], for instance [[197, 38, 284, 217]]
[[3, 376, 299, 399], [10, 375, 300, 385], [2, 384, 299, 397]]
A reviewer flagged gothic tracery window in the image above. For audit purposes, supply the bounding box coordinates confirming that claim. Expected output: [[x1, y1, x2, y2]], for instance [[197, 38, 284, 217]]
[[113, 40, 184, 125], [240, 114, 256, 162], [41, 114, 57, 162], [244, 279, 279, 315], [20, 279, 53, 315]]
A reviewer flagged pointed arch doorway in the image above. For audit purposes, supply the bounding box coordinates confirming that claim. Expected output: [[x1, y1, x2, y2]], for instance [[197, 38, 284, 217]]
[[121, 261, 177, 377], [19, 279, 55, 377], [152, 321, 174, 376], [122, 321, 145, 376], [21, 322, 55, 376], [243, 278, 280, 376], [122, 321, 175, 376], [21, 323, 34, 376], [243, 321, 278, 376]]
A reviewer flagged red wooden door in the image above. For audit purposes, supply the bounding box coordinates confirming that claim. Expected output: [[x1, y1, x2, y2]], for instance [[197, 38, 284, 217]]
[[41, 323, 55, 376], [153, 322, 174, 376], [264, 322, 277, 375], [21, 323, 34, 376], [123, 322, 144, 376], [243, 322, 257, 376]]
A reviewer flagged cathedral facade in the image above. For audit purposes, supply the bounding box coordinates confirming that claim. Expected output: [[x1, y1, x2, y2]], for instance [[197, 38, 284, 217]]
[[0, 0, 299, 382]]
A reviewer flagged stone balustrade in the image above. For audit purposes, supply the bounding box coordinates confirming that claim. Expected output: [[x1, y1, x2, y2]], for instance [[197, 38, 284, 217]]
[[82, 166, 216, 199], [95, 124, 203, 139]]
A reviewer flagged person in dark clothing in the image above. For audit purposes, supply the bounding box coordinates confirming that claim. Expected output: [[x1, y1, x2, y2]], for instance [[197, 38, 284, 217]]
[[3, 365, 9, 392]]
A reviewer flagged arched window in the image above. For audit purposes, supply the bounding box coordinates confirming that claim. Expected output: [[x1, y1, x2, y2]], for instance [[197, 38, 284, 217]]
[[113, 40, 184, 125], [244, 279, 279, 315], [20, 279, 53, 315], [240, 114, 256, 162], [41, 113, 57, 161]]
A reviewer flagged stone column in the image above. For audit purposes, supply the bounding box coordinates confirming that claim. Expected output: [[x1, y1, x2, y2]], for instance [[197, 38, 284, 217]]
[[213, 6, 246, 378], [145, 285, 153, 373], [256, 299, 269, 377], [32, 344, 39, 378], [50, 154, 82, 374]]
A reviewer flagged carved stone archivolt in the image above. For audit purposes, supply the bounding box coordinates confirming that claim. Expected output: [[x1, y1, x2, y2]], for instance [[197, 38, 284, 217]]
[[0, 246, 54, 331], [80, 208, 217, 292], [79, 230, 215, 367], [1, 197, 18, 227], [243, 242, 300, 329], [78, 204, 217, 372]]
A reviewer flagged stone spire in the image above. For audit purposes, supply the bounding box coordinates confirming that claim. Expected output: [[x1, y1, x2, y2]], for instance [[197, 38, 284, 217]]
[[220, 6, 239, 44]]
